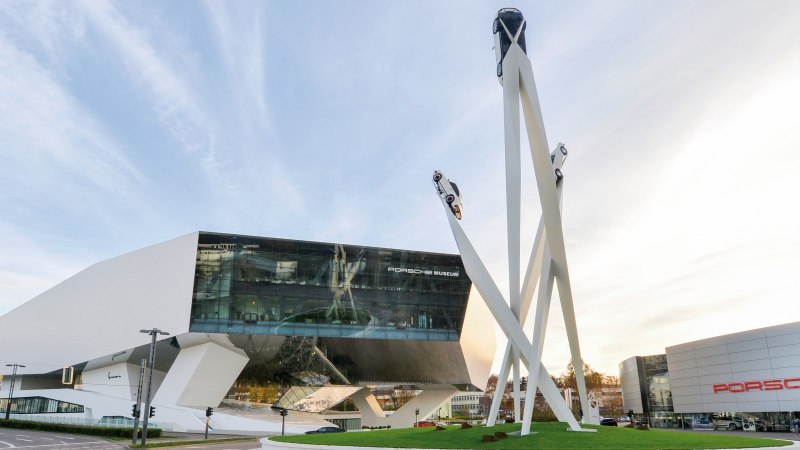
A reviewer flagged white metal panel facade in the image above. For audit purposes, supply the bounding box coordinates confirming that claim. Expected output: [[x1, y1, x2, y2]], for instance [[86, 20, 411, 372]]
[[667, 321, 800, 413], [0, 232, 199, 375], [619, 356, 644, 414]]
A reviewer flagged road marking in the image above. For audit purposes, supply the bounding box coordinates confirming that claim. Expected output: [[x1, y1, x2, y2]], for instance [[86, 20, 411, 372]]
[[0, 441, 16, 448], [14, 440, 32, 443], [53, 437, 74, 440]]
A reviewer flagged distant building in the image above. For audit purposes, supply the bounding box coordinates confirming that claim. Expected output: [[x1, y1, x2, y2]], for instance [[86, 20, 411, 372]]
[[620, 321, 800, 432], [450, 391, 485, 418]]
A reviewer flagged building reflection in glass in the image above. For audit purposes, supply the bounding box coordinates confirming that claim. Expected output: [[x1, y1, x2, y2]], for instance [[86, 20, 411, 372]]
[[189, 232, 471, 342]]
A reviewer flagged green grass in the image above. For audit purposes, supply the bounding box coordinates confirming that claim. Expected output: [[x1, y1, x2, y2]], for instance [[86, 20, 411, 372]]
[[269, 422, 793, 449]]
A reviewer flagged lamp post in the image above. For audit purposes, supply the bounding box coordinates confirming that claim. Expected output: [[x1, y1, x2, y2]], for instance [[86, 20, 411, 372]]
[[4, 364, 25, 420], [139, 328, 169, 447], [415, 408, 419, 427]]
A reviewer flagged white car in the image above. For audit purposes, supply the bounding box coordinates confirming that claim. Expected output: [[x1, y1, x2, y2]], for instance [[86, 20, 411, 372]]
[[433, 170, 463, 220]]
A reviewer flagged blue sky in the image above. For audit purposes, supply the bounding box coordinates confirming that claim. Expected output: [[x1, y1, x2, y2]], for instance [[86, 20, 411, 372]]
[[2, 1, 800, 376]]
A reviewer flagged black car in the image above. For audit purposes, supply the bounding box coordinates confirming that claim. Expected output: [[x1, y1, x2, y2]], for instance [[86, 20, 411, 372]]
[[492, 8, 527, 84], [305, 426, 345, 434], [600, 418, 618, 427]]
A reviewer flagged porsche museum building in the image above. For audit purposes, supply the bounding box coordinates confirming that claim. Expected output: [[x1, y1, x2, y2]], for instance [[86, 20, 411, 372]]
[[621, 321, 800, 432], [0, 232, 494, 433]]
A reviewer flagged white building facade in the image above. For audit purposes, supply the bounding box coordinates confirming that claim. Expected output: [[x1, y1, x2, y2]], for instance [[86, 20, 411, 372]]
[[620, 321, 800, 432], [0, 231, 495, 434]]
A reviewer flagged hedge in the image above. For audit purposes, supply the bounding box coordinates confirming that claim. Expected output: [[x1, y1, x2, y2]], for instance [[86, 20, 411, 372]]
[[0, 419, 161, 438]]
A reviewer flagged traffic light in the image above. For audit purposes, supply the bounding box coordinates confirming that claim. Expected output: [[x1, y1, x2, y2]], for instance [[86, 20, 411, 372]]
[[131, 404, 139, 418], [206, 407, 213, 417], [279, 408, 288, 417], [149, 406, 156, 418]]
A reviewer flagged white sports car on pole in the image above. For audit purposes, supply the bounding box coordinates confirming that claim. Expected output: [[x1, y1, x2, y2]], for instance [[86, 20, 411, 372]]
[[433, 170, 463, 220]]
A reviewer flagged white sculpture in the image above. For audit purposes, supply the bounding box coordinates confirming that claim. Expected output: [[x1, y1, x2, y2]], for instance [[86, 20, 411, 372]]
[[433, 8, 593, 435]]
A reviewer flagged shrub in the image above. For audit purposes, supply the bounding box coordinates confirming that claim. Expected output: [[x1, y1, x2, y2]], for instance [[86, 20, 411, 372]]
[[0, 419, 161, 438]]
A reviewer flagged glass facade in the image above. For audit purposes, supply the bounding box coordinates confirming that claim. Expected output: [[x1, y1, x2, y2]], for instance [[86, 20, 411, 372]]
[[190, 232, 471, 342], [642, 355, 672, 414], [0, 396, 84, 414]]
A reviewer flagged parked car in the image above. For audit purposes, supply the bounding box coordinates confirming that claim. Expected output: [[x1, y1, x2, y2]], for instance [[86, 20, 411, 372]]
[[416, 421, 437, 427], [755, 419, 772, 432], [694, 418, 715, 430], [600, 418, 618, 427], [713, 417, 743, 430], [305, 426, 345, 434], [432, 170, 463, 220]]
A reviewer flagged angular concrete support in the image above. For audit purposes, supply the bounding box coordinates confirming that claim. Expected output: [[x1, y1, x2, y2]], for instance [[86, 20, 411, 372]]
[[153, 342, 248, 408], [355, 385, 458, 429], [350, 388, 386, 427]]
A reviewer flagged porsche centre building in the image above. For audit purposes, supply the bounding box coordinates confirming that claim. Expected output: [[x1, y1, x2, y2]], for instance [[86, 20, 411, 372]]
[[621, 321, 800, 432], [0, 232, 495, 433]]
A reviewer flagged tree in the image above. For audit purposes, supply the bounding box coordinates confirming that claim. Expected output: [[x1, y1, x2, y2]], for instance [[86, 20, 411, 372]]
[[557, 360, 605, 392]]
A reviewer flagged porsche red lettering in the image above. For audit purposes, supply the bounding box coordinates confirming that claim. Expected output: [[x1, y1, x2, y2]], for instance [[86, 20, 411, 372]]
[[744, 381, 762, 391], [713, 377, 800, 393], [785, 378, 800, 389], [728, 382, 745, 393]]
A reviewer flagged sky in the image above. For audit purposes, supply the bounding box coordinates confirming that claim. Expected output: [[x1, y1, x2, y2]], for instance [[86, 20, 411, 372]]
[[2, 0, 800, 378]]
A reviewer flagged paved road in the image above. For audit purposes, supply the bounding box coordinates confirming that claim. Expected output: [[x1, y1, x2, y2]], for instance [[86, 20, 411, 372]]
[[0, 429, 123, 450], [173, 440, 260, 450], [0, 430, 263, 450]]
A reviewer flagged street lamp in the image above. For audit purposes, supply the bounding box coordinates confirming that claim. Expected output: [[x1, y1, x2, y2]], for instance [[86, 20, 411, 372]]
[[4, 364, 25, 420], [139, 328, 169, 447]]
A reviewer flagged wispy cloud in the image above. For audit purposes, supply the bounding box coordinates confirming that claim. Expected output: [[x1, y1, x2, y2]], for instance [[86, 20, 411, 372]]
[[2, 1, 800, 378], [0, 20, 158, 310], [77, 1, 227, 187]]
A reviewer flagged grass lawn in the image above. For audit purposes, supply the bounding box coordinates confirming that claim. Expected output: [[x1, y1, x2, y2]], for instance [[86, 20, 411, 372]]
[[269, 422, 793, 449]]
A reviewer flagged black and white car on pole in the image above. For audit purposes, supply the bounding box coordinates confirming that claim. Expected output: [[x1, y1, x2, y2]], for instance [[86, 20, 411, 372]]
[[433, 170, 463, 220]]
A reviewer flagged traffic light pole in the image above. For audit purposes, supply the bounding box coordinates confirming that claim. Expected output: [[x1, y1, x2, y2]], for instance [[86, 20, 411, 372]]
[[131, 359, 146, 445], [204, 407, 213, 439], [280, 409, 288, 435], [140, 328, 169, 447]]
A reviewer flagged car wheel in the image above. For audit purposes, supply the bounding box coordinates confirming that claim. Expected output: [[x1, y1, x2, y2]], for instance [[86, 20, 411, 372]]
[[554, 168, 563, 180], [728, 423, 736, 431], [560, 145, 568, 156], [433, 173, 442, 182], [445, 194, 455, 204]]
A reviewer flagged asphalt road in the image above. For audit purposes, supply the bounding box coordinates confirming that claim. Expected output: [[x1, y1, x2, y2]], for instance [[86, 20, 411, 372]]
[[0, 429, 123, 450], [0, 430, 263, 450]]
